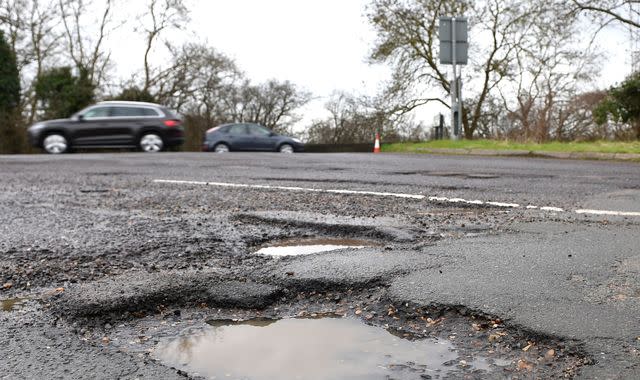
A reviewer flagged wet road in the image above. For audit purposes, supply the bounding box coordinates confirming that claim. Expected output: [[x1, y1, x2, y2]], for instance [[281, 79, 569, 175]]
[[1, 152, 639, 379]]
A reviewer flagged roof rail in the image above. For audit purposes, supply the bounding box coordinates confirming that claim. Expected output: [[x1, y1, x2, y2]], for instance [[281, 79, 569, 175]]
[[98, 100, 162, 107]]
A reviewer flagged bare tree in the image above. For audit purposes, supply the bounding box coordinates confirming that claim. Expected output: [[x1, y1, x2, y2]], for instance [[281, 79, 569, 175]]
[[368, 0, 599, 140], [26, 1, 64, 122], [305, 92, 359, 144], [498, 2, 601, 142], [572, 0, 640, 29], [223, 80, 311, 134], [555, 91, 608, 140], [304, 91, 403, 144], [1, 0, 64, 122], [153, 43, 241, 113], [58, 0, 117, 88], [0, 0, 26, 67], [139, 0, 189, 92], [368, 0, 547, 139]]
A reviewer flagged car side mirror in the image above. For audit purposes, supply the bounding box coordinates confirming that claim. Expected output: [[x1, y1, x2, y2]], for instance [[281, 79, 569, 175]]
[[269, 132, 276, 137], [77, 114, 85, 122]]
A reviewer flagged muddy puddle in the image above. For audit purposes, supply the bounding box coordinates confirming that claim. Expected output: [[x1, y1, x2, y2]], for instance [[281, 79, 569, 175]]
[[154, 317, 489, 379], [1, 298, 27, 312], [255, 238, 380, 257]]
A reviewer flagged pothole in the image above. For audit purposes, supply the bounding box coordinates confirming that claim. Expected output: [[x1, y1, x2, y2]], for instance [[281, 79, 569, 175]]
[[70, 288, 588, 379], [254, 238, 381, 257], [153, 316, 490, 379]]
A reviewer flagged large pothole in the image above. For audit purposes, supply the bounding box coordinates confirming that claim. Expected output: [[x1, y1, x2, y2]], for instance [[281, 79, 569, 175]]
[[153, 316, 478, 379], [69, 287, 589, 379]]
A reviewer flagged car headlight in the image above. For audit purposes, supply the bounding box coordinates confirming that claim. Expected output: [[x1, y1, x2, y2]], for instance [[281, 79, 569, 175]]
[[292, 138, 302, 143]]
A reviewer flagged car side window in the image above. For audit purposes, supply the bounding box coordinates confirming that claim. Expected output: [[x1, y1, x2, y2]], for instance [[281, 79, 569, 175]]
[[83, 107, 111, 119], [247, 124, 271, 136], [228, 125, 248, 135], [111, 107, 135, 117], [111, 106, 159, 117], [141, 108, 161, 117]]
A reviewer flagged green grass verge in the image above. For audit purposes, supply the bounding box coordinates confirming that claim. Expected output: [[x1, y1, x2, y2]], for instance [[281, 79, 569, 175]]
[[382, 140, 640, 154]]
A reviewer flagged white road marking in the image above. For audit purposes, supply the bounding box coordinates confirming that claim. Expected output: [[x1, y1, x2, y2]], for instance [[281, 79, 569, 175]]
[[255, 244, 366, 257], [575, 209, 640, 217], [153, 179, 640, 218], [153, 179, 425, 199], [324, 189, 424, 199], [486, 201, 521, 208], [540, 207, 565, 212]]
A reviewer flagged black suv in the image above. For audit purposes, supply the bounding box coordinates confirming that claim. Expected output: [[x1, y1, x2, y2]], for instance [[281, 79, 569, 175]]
[[27, 101, 184, 154]]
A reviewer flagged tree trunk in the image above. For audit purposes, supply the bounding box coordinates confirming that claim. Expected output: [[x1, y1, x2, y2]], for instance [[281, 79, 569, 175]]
[[462, 105, 472, 139]]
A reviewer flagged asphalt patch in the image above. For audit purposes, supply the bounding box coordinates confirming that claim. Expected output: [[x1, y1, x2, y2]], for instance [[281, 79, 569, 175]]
[[235, 211, 416, 242], [53, 269, 282, 319]]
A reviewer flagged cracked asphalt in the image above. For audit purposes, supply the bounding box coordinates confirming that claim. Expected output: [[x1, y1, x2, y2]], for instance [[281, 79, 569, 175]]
[[1, 152, 639, 379]]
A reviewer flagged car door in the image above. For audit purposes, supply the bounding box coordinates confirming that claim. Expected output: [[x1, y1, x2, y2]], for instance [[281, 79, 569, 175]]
[[246, 124, 277, 151], [70, 106, 112, 146], [108, 106, 155, 145], [223, 124, 251, 150]]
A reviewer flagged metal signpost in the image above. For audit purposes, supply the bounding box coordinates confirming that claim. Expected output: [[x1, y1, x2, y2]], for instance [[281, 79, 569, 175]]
[[439, 17, 468, 140]]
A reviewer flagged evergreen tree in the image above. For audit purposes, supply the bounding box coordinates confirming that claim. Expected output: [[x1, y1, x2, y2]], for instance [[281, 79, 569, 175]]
[[594, 72, 640, 140], [111, 87, 156, 103], [0, 30, 23, 154], [35, 66, 95, 120]]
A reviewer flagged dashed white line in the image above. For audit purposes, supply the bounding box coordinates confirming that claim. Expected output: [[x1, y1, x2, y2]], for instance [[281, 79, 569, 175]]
[[540, 207, 565, 212], [486, 201, 521, 208], [153, 179, 640, 218]]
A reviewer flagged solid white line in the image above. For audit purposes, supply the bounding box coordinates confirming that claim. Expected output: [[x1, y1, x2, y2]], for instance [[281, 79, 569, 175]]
[[153, 179, 640, 218], [153, 179, 425, 200], [325, 189, 425, 199], [575, 209, 640, 217], [153, 180, 523, 209]]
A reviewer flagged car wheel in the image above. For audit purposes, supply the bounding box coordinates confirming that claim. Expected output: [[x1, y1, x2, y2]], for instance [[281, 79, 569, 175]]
[[139, 133, 164, 153], [279, 144, 294, 154], [214, 143, 230, 153], [42, 133, 68, 154]]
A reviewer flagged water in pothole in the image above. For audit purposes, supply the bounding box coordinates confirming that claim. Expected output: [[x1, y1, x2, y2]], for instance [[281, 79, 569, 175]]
[[154, 317, 473, 380], [255, 238, 380, 257], [1, 298, 27, 312]]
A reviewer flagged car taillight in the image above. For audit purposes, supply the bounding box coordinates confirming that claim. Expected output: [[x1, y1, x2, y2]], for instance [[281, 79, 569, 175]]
[[164, 120, 181, 127]]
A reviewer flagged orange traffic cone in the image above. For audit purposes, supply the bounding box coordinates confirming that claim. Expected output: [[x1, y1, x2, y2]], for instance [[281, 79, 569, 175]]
[[373, 133, 381, 153]]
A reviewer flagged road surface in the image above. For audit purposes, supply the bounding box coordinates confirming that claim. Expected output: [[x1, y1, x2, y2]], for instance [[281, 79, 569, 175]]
[[1, 152, 639, 379]]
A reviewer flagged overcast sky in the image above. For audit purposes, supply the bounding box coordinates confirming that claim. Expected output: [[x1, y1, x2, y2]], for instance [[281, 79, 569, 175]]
[[107, 0, 638, 131], [193, 0, 389, 96]]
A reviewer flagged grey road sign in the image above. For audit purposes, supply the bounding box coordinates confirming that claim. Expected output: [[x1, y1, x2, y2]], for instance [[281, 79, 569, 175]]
[[439, 43, 468, 65], [439, 17, 468, 65], [439, 16, 468, 139], [439, 18, 468, 42]]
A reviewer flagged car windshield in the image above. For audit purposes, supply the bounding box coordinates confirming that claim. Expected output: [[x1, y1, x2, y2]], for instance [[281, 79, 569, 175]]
[[71, 105, 95, 119]]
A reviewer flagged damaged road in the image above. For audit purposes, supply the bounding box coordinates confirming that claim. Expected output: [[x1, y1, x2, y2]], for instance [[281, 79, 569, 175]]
[[1, 152, 640, 379]]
